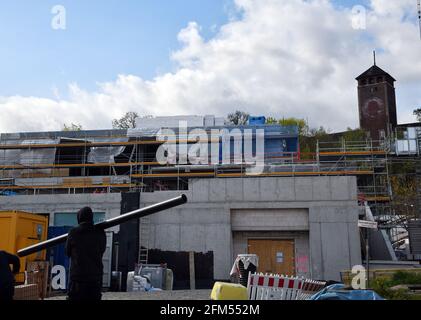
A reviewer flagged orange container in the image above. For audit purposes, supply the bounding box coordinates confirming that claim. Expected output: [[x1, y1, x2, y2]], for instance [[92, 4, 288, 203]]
[[0, 211, 48, 283]]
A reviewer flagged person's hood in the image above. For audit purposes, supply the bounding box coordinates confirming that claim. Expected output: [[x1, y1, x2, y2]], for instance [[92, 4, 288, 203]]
[[77, 207, 94, 224]]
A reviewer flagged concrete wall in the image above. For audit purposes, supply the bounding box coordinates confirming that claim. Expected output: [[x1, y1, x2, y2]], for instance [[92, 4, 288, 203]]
[[140, 176, 361, 281], [0, 176, 361, 281], [231, 209, 309, 231]]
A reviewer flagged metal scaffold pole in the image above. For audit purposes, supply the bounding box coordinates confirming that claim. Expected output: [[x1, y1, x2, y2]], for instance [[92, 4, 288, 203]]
[[366, 228, 370, 288]]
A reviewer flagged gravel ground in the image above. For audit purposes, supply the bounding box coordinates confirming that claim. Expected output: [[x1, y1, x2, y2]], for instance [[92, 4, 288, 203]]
[[47, 290, 212, 300]]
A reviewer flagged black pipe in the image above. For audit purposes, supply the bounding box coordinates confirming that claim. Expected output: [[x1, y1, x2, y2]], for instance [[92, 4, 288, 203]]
[[17, 194, 188, 258]]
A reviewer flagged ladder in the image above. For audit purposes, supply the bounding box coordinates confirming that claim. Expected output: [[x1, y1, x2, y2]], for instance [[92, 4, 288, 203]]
[[138, 216, 151, 264]]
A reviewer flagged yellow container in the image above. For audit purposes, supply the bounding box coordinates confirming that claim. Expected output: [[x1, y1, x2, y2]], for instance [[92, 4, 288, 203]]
[[0, 211, 48, 283], [211, 282, 249, 300]]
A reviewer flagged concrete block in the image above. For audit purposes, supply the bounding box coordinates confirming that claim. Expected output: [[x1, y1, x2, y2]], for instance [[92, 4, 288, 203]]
[[321, 222, 352, 281], [309, 206, 358, 223], [191, 179, 209, 202], [149, 224, 157, 248], [259, 178, 278, 201], [180, 225, 206, 252], [242, 178, 261, 201], [204, 224, 232, 280], [309, 222, 323, 280], [151, 208, 181, 224], [330, 176, 351, 201], [347, 222, 362, 267], [276, 177, 296, 201], [140, 191, 191, 204], [226, 178, 244, 202], [179, 208, 229, 225], [348, 176, 358, 201], [209, 179, 227, 202], [294, 235, 311, 279], [295, 178, 313, 201], [312, 177, 331, 201], [154, 224, 181, 251], [231, 209, 309, 231]]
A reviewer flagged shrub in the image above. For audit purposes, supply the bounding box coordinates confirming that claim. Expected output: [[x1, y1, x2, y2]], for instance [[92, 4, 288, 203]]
[[370, 271, 421, 300], [390, 271, 421, 286]]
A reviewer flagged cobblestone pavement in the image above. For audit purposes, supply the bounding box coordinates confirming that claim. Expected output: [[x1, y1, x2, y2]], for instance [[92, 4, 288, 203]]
[[47, 290, 212, 300]]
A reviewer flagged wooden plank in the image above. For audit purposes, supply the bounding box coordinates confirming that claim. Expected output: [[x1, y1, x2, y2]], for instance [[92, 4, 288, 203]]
[[1, 183, 134, 190], [135, 170, 374, 179], [0, 161, 159, 170], [132, 172, 215, 178]]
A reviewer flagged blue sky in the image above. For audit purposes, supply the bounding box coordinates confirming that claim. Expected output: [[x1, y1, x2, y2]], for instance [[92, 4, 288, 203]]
[[0, 0, 376, 99], [0, 0, 231, 97]]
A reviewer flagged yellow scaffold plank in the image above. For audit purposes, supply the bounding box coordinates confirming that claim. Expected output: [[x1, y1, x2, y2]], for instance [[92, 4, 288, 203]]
[[319, 151, 387, 156], [0, 183, 135, 190], [133, 170, 374, 179], [0, 162, 159, 170]]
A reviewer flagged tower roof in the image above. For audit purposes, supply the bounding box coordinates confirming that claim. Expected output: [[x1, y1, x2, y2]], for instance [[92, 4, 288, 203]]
[[356, 65, 396, 82]]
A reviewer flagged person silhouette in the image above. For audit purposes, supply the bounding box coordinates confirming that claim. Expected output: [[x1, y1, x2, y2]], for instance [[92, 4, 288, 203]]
[[65, 207, 106, 300], [0, 250, 20, 301]]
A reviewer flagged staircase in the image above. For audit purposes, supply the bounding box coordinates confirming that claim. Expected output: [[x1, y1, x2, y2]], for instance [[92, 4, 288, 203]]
[[362, 202, 398, 260], [138, 216, 151, 264]]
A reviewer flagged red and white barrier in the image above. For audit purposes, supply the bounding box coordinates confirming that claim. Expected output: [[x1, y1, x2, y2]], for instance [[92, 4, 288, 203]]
[[300, 279, 326, 300], [247, 273, 326, 300]]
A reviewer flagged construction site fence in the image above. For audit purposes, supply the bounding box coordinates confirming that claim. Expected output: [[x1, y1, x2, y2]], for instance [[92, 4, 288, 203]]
[[247, 273, 326, 301]]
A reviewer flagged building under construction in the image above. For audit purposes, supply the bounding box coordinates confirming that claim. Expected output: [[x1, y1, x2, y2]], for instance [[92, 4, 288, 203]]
[[0, 62, 420, 289]]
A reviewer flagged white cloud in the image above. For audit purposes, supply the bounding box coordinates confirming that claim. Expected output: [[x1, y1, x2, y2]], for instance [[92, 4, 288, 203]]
[[0, 0, 420, 133]]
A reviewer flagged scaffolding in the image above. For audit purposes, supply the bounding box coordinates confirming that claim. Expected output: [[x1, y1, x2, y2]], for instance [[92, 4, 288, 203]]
[[0, 135, 400, 194], [1, 130, 420, 258]]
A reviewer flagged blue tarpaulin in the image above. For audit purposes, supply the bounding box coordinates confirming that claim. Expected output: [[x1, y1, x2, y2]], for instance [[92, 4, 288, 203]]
[[310, 284, 385, 300]]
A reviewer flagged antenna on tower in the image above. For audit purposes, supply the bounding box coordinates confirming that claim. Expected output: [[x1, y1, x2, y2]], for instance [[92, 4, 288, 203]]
[[418, 0, 421, 39], [373, 50, 376, 66]]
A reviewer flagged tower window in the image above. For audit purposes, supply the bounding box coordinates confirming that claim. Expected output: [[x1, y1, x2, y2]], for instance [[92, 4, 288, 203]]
[[369, 78, 375, 84], [370, 87, 378, 93], [377, 77, 383, 83], [361, 80, 367, 85]]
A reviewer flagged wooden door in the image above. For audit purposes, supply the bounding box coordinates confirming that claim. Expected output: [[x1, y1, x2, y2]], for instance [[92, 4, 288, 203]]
[[248, 239, 295, 276]]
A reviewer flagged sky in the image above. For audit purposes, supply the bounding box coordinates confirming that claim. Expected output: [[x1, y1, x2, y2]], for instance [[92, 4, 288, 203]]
[[0, 0, 420, 133]]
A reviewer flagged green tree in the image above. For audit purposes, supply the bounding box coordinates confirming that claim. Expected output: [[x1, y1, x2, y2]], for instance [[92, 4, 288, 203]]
[[265, 117, 309, 136], [278, 118, 309, 136], [414, 108, 421, 122], [343, 128, 367, 141], [112, 112, 139, 129], [227, 111, 249, 125], [62, 123, 82, 131], [265, 117, 278, 124]]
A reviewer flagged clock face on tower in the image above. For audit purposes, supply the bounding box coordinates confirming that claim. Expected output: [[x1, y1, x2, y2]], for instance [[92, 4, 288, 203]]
[[363, 97, 384, 120]]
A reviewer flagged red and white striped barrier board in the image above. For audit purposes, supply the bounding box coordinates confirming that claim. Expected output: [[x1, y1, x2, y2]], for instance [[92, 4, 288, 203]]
[[299, 279, 326, 300], [247, 273, 326, 300]]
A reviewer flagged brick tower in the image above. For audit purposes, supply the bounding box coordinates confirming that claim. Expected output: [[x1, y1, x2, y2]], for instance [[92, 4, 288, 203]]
[[356, 55, 397, 140]]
